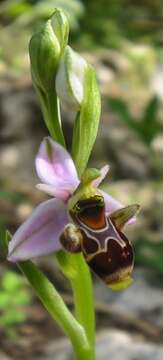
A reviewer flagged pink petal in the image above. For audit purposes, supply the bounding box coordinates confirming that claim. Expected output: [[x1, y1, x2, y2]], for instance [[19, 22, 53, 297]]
[[92, 165, 109, 188], [36, 183, 70, 201], [100, 190, 136, 225], [35, 137, 79, 195], [8, 199, 68, 262]]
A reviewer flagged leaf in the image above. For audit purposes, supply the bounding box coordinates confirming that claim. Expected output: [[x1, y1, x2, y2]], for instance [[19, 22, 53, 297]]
[[12, 290, 31, 306], [135, 239, 163, 273], [0, 292, 10, 309], [72, 65, 101, 176], [2, 271, 24, 292], [108, 97, 137, 130], [0, 224, 9, 258], [0, 310, 26, 326], [141, 96, 161, 144], [143, 95, 159, 125], [0, 191, 25, 204]]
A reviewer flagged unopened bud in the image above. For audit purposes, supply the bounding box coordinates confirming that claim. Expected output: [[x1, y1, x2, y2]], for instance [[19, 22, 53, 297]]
[[29, 9, 69, 92], [55, 46, 87, 110]]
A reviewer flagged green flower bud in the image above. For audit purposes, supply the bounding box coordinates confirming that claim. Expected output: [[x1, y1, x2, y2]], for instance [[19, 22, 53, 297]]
[[51, 9, 69, 55], [55, 46, 87, 110], [29, 9, 69, 92]]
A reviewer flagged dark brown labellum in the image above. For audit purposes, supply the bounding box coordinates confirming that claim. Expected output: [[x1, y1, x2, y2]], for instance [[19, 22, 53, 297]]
[[69, 195, 134, 286]]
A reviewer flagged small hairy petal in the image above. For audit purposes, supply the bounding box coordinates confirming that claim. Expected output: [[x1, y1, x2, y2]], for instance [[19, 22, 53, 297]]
[[92, 165, 109, 188], [8, 199, 68, 262], [101, 190, 136, 225], [35, 137, 79, 195]]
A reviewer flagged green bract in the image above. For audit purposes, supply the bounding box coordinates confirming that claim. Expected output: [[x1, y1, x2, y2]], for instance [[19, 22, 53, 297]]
[[56, 44, 101, 176], [51, 9, 69, 56], [72, 65, 101, 176]]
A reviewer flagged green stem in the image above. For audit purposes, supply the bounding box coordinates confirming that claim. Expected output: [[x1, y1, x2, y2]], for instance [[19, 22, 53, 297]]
[[33, 77, 95, 357], [56, 106, 96, 356], [70, 125, 96, 352], [18, 261, 93, 360], [71, 257, 95, 350], [56, 252, 95, 354], [36, 85, 66, 147]]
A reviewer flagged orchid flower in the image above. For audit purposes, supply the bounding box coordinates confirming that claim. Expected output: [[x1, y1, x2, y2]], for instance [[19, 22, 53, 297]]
[[8, 137, 138, 288]]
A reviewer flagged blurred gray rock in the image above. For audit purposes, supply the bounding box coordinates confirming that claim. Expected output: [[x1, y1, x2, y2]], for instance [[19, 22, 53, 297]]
[[0, 79, 47, 185], [39, 329, 163, 360], [0, 352, 11, 360], [95, 268, 163, 327]]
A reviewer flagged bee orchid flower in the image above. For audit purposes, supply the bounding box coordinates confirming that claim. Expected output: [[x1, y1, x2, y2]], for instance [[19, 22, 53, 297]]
[[8, 137, 139, 289]]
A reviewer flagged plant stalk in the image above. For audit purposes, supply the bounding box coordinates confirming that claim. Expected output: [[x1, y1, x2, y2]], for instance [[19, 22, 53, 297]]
[[35, 85, 66, 147], [35, 77, 96, 358], [56, 251, 95, 356], [18, 261, 94, 360]]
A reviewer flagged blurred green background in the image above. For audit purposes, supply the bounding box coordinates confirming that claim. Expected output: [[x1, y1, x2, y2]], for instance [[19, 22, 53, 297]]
[[0, 1, 163, 359]]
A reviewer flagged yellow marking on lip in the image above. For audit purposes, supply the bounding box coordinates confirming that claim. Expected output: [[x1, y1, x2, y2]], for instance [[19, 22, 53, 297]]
[[107, 276, 133, 291]]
